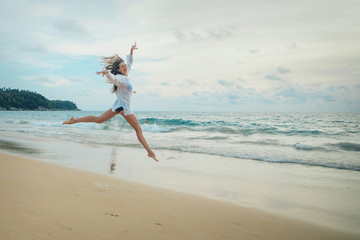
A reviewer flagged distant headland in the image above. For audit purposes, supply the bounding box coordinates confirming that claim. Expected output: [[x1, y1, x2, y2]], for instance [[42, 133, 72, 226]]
[[0, 88, 80, 111]]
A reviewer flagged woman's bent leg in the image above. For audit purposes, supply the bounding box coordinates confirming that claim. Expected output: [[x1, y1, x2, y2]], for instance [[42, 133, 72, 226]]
[[123, 113, 158, 162], [63, 109, 118, 125]]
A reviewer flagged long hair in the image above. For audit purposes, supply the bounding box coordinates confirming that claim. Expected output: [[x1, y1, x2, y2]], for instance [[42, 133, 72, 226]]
[[101, 54, 124, 93]]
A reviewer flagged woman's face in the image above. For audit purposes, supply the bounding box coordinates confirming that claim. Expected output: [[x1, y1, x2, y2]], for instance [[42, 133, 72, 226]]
[[119, 62, 128, 75]]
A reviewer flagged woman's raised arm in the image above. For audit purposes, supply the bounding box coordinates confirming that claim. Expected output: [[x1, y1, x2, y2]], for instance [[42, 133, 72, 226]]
[[130, 42, 138, 55]]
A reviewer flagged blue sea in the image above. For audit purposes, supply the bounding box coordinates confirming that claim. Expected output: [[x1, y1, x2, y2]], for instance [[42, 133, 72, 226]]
[[1, 111, 360, 233], [1, 111, 359, 171]]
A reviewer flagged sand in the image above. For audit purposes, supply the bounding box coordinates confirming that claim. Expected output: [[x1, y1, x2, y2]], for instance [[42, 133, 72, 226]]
[[0, 152, 358, 240]]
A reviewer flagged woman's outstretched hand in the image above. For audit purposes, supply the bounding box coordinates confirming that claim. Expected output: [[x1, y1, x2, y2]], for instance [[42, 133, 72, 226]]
[[96, 70, 109, 76], [130, 42, 138, 55]]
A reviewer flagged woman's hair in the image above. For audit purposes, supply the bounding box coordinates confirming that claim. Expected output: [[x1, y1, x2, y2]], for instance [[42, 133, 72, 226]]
[[101, 54, 124, 93]]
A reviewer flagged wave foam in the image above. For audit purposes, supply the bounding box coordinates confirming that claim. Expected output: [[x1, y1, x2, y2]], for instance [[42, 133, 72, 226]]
[[141, 123, 170, 133], [154, 145, 360, 172]]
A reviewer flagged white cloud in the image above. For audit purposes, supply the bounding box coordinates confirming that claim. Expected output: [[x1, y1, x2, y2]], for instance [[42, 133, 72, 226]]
[[218, 80, 234, 88], [53, 19, 90, 38], [278, 67, 291, 74], [1, 0, 359, 112], [16, 41, 49, 54], [22, 76, 85, 87], [265, 74, 282, 81]]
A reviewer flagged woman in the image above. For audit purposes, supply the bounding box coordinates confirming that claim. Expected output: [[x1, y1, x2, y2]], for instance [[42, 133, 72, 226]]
[[63, 42, 158, 162]]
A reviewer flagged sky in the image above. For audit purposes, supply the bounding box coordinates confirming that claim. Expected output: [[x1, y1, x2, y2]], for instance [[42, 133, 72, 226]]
[[0, 0, 359, 112]]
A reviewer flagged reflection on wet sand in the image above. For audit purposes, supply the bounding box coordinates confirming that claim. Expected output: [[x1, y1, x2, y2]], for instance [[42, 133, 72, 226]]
[[0, 139, 40, 155], [109, 148, 117, 173]]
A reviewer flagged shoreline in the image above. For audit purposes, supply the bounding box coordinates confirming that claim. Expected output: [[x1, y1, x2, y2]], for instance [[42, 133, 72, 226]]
[[1, 151, 358, 240], [1, 131, 360, 235]]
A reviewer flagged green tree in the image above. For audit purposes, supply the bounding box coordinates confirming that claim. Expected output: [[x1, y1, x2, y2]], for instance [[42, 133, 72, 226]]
[[0, 88, 79, 111]]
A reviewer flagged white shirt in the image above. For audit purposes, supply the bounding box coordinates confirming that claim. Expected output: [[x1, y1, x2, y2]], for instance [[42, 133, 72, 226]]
[[105, 55, 134, 116]]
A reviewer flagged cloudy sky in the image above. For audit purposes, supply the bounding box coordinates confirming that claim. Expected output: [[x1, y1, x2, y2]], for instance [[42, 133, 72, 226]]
[[1, 0, 359, 112]]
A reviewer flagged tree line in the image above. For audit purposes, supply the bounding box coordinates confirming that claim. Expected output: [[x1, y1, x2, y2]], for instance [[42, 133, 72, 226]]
[[0, 88, 80, 111]]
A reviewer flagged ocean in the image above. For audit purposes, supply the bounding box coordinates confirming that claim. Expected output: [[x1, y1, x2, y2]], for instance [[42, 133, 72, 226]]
[[1, 111, 360, 233], [1, 111, 359, 171]]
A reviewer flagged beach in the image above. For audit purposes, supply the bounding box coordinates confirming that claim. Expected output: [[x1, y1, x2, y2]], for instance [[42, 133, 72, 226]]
[[1, 151, 358, 240], [1, 111, 360, 238]]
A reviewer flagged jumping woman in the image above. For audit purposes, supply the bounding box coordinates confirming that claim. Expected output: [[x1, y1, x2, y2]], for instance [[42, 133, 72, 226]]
[[63, 42, 158, 162]]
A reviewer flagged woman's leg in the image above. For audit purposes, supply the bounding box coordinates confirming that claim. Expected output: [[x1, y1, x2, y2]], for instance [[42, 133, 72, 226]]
[[122, 112, 158, 162], [63, 109, 118, 125]]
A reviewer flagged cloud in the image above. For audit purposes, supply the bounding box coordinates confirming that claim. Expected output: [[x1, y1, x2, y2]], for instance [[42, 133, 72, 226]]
[[16, 41, 49, 54], [249, 49, 259, 54], [218, 79, 233, 87], [23, 76, 85, 87], [278, 67, 291, 74], [272, 82, 356, 105], [174, 26, 235, 42], [265, 74, 282, 81], [53, 19, 90, 38], [287, 42, 298, 49], [327, 85, 350, 92], [177, 79, 197, 89], [174, 30, 202, 42], [1, 0, 359, 112], [226, 93, 239, 101], [33, 4, 63, 17], [206, 27, 234, 41], [274, 86, 307, 103], [322, 94, 337, 102], [137, 79, 360, 112], [174, 31, 187, 41]]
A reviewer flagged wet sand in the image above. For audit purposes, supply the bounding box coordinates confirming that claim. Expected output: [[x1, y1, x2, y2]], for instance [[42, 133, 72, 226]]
[[0, 152, 358, 240]]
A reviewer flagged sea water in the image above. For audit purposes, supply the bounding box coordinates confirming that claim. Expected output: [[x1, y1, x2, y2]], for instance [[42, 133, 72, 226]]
[[1, 111, 360, 233], [1, 111, 358, 171]]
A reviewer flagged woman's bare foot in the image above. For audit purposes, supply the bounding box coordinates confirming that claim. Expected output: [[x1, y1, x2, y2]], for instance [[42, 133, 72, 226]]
[[148, 152, 159, 162], [62, 117, 77, 125]]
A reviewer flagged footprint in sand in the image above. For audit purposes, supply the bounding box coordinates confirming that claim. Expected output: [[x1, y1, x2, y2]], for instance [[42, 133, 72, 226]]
[[104, 211, 119, 217]]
